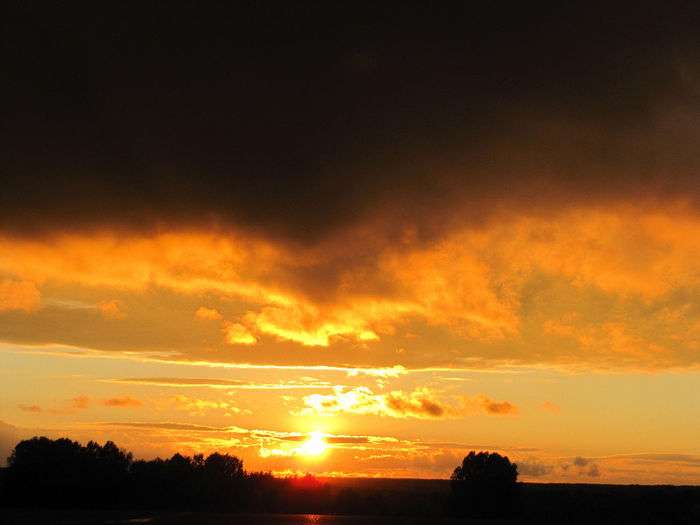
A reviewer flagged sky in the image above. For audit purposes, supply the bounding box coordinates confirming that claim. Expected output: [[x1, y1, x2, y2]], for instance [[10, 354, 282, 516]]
[[2, 3, 700, 483]]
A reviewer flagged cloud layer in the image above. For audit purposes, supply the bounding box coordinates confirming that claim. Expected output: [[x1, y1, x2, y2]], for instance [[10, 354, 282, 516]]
[[298, 387, 517, 419], [3, 5, 700, 373], [4, 4, 700, 242], [3, 207, 700, 370]]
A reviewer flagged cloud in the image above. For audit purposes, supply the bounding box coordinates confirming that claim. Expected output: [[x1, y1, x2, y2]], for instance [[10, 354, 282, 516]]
[[95, 421, 397, 454], [2, 6, 700, 374], [614, 453, 700, 466], [170, 395, 251, 416], [5, 208, 700, 372], [18, 397, 90, 414], [385, 389, 446, 418], [587, 464, 601, 477], [195, 307, 223, 321], [111, 377, 332, 390], [0, 203, 700, 369], [540, 401, 560, 413], [97, 300, 126, 319], [112, 377, 264, 388], [299, 387, 448, 419], [102, 422, 233, 432], [346, 365, 406, 378], [573, 456, 590, 467], [477, 396, 518, 415], [0, 279, 40, 313], [223, 322, 257, 345], [299, 387, 517, 419], [71, 396, 90, 409], [245, 304, 382, 347], [352, 449, 465, 476], [103, 397, 142, 408], [5, 3, 700, 249], [565, 456, 602, 478], [517, 460, 553, 478], [17, 404, 41, 413]]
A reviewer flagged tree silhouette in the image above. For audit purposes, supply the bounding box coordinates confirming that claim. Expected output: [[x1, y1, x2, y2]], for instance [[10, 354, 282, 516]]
[[449, 451, 519, 517], [6, 437, 133, 507], [201, 452, 245, 508]]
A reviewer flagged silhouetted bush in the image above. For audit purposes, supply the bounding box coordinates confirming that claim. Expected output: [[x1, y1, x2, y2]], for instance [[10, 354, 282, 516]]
[[448, 450, 519, 517]]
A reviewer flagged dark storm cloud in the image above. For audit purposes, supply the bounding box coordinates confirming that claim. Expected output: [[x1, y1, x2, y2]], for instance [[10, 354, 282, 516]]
[[3, 3, 700, 242]]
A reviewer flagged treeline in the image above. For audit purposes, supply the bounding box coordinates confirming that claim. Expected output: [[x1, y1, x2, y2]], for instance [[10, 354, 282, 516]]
[[0, 437, 446, 516], [2, 437, 700, 523]]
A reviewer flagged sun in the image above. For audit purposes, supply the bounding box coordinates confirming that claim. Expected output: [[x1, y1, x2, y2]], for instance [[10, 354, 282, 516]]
[[297, 431, 328, 457]]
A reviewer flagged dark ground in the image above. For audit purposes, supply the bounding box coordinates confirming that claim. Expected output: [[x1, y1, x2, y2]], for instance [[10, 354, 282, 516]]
[[2, 479, 700, 524]]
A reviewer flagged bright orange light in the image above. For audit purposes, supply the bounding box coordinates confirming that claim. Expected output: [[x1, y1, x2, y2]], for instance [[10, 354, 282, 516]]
[[297, 431, 328, 457]]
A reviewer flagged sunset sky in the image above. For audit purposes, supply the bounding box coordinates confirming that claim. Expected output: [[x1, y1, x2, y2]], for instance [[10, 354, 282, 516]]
[[2, 4, 700, 484]]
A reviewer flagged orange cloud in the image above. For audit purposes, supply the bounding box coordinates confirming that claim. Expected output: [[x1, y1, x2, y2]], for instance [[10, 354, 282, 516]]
[[223, 322, 257, 345], [2, 206, 700, 370], [170, 394, 250, 416], [477, 396, 518, 415], [299, 387, 448, 419], [298, 387, 516, 419], [195, 306, 223, 320], [19, 397, 91, 414], [0, 232, 288, 302], [103, 397, 142, 408], [98, 300, 126, 319], [0, 279, 40, 313], [17, 404, 41, 413], [71, 396, 90, 409], [246, 305, 382, 346], [111, 377, 331, 390], [540, 400, 560, 413]]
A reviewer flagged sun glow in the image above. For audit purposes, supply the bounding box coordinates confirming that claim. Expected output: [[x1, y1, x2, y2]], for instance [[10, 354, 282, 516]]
[[297, 431, 328, 457]]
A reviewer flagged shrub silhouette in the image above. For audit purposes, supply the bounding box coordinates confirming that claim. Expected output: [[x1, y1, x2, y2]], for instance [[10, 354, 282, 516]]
[[449, 450, 519, 517]]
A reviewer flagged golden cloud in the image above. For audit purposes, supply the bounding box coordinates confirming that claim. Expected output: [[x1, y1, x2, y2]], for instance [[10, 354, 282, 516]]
[[18, 396, 91, 414], [71, 396, 90, 409], [110, 377, 332, 390], [246, 305, 381, 347], [540, 400, 560, 414], [299, 387, 445, 419], [0, 279, 40, 313], [103, 397, 142, 408], [2, 206, 700, 369], [98, 300, 126, 319], [476, 396, 518, 415], [298, 387, 517, 419], [195, 306, 223, 321], [17, 404, 42, 413], [223, 321, 257, 345], [170, 394, 250, 416]]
